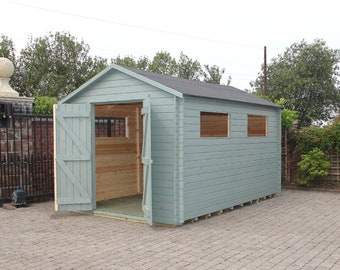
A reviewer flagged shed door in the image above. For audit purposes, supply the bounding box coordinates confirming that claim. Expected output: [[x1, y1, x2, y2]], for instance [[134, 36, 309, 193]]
[[54, 103, 95, 211], [142, 98, 153, 225]]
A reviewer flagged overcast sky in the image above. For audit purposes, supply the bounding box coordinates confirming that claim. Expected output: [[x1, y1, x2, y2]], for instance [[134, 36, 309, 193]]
[[2, 0, 340, 90]]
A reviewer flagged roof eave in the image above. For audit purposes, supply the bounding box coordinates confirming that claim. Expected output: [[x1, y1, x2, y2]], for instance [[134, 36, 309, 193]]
[[182, 93, 281, 109]]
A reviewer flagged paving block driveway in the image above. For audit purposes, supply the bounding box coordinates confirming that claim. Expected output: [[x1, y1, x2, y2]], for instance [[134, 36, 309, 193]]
[[0, 189, 339, 270]]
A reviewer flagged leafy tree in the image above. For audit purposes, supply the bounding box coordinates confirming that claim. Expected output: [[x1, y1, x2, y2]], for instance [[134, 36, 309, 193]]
[[136, 56, 150, 70], [112, 55, 150, 70], [2, 33, 230, 101], [16, 31, 108, 99], [177, 52, 202, 80], [112, 51, 229, 85], [149, 51, 177, 75], [112, 55, 137, 68], [251, 39, 340, 127], [0, 35, 21, 91], [0, 34, 16, 61], [204, 64, 229, 85]]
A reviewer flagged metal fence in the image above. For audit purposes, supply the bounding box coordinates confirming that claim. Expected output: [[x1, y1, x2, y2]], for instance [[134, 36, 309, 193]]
[[0, 114, 53, 202]]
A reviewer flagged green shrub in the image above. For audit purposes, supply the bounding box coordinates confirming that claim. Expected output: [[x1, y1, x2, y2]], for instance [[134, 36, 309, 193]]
[[295, 127, 330, 153], [297, 148, 330, 186], [281, 109, 298, 130], [33, 96, 58, 115], [328, 121, 340, 152]]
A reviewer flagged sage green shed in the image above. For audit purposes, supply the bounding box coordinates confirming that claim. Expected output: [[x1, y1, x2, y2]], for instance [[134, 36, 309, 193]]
[[54, 64, 281, 225]]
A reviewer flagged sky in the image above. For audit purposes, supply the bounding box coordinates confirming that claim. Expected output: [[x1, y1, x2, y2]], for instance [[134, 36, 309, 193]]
[[1, 0, 340, 90]]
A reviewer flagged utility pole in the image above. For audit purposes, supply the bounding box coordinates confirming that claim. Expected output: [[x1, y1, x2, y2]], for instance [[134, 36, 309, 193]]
[[264, 46, 267, 96]]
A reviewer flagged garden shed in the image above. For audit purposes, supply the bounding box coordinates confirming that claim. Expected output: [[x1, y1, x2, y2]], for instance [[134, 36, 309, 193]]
[[54, 64, 281, 225]]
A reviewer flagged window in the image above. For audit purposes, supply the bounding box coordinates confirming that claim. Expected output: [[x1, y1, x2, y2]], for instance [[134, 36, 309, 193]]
[[200, 112, 229, 137], [95, 117, 126, 137], [248, 114, 267, 137]]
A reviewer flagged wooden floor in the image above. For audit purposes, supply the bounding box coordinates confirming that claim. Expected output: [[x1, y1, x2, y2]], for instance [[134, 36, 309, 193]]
[[94, 195, 144, 221]]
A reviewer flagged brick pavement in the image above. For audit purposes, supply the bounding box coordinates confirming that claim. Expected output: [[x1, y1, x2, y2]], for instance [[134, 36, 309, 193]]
[[0, 189, 339, 270]]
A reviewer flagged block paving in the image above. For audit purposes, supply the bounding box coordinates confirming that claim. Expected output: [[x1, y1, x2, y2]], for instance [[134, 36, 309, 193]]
[[0, 189, 339, 269]]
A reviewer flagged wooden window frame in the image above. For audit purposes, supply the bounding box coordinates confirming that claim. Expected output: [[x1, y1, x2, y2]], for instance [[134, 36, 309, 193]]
[[200, 112, 229, 138], [247, 114, 267, 137]]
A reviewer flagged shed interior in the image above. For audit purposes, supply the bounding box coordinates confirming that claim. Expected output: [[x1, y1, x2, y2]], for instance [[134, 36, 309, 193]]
[[95, 103, 144, 207]]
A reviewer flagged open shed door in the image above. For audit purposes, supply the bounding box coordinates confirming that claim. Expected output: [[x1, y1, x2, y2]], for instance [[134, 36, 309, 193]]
[[142, 98, 153, 225], [54, 103, 95, 211]]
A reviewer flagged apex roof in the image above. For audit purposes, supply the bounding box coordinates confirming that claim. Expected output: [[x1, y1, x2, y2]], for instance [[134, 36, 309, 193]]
[[124, 66, 278, 108], [62, 64, 279, 108]]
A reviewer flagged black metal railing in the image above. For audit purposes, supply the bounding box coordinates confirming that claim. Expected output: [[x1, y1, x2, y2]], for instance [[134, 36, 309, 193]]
[[0, 113, 54, 202], [95, 117, 126, 137]]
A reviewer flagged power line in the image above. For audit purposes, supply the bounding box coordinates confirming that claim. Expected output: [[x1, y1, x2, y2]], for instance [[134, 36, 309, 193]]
[[11, 1, 261, 50]]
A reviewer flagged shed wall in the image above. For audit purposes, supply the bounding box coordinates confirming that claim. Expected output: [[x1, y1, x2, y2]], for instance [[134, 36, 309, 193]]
[[182, 96, 281, 220], [59, 68, 281, 225], [64, 70, 180, 224]]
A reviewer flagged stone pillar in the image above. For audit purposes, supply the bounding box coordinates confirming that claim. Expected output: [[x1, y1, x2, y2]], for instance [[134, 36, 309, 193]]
[[0, 57, 19, 97], [0, 57, 35, 198], [0, 57, 34, 104]]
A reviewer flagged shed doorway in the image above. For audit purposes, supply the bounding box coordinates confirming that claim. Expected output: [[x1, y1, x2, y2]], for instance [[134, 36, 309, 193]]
[[94, 102, 144, 220]]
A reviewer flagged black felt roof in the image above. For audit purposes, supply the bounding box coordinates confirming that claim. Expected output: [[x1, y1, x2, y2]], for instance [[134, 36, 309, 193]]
[[124, 66, 279, 108]]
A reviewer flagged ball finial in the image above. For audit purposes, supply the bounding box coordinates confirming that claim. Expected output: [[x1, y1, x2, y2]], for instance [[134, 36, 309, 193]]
[[0, 57, 15, 78]]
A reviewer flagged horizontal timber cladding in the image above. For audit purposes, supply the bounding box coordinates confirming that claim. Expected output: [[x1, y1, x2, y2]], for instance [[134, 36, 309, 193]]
[[65, 70, 181, 224], [66, 69, 176, 104], [182, 96, 281, 221]]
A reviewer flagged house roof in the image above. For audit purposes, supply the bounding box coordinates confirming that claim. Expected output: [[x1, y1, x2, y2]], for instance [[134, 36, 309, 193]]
[[61, 64, 279, 108]]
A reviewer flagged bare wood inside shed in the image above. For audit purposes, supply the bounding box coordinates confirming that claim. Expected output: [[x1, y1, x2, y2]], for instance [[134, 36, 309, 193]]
[[95, 103, 143, 201]]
